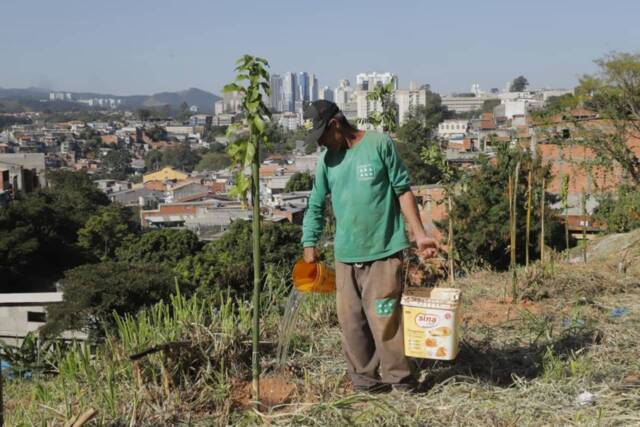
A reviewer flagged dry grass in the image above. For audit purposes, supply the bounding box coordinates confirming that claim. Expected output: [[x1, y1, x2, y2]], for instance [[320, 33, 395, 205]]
[[4, 249, 640, 426]]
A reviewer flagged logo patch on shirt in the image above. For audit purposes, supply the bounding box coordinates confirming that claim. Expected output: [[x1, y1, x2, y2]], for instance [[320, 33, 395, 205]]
[[357, 164, 375, 181]]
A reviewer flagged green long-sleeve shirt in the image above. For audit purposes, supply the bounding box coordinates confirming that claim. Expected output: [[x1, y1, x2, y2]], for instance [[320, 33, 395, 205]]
[[301, 131, 411, 263]]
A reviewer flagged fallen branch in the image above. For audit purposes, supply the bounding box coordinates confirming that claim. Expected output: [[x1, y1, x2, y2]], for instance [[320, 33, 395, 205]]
[[128, 341, 191, 361], [65, 408, 97, 427]]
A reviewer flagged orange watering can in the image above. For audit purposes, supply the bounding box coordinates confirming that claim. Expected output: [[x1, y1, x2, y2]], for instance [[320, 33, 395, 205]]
[[292, 260, 336, 293]]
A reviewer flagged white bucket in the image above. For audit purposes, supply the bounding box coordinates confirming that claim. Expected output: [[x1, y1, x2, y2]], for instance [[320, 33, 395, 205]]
[[401, 287, 462, 360]]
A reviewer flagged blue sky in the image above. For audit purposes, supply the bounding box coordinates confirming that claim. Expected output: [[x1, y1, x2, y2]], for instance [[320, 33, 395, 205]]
[[1, 0, 639, 96]]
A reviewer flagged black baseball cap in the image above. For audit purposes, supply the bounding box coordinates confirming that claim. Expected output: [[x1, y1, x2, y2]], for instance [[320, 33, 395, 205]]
[[302, 100, 340, 145]]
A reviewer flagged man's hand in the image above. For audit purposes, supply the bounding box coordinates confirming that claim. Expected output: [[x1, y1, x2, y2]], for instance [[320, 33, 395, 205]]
[[303, 247, 319, 263], [416, 235, 439, 259]]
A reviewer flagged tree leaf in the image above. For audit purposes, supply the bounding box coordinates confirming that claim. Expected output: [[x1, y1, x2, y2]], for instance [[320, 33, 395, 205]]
[[253, 116, 265, 133], [224, 83, 243, 93]]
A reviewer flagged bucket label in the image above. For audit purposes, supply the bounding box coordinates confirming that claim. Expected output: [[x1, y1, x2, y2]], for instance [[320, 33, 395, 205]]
[[415, 313, 439, 328], [403, 304, 460, 361]]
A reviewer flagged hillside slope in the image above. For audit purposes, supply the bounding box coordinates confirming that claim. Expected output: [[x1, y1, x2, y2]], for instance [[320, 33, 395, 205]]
[[4, 233, 640, 425]]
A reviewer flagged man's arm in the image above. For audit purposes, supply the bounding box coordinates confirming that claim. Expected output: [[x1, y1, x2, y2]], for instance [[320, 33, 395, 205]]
[[301, 160, 329, 263], [399, 190, 438, 258], [379, 135, 438, 259]]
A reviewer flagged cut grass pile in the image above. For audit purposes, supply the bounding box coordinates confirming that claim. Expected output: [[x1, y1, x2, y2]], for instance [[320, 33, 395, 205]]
[[3, 251, 640, 426]]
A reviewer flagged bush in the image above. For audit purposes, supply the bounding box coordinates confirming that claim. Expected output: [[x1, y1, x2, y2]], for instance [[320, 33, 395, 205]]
[[285, 171, 314, 192], [43, 262, 176, 338], [446, 145, 565, 270], [116, 228, 202, 265], [176, 220, 301, 293], [593, 185, 640, 233]]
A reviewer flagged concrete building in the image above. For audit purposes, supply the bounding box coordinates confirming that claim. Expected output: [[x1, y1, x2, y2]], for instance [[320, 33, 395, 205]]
[[395, 87, 428, 125], [0, 293, 86, 346], [355, 89, 380, 125], [221, 91, 243, 114], [334, 79, 352, 111], [437, 120, 470, 138], [94, 179, 131, 194], [441, 95, 490, 113], [278, 112, 301, 131], [0, 153, 47, 193]]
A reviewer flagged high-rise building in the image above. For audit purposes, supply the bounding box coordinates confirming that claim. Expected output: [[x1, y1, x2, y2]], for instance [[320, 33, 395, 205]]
[[269, 74, 283, 112], [297, 72, 309, 102], [356, 72, 397, 91], [283, 72, 297, 112], [319, 86, 334, 102], [334, 79, 352, 111], [309, 74, 319, 102], [395, 87, 429, 125]]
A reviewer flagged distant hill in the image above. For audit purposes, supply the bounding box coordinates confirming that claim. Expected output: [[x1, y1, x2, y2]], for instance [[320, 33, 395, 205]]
[[142, 88, 220, 112], [0, 86, 220, 113]]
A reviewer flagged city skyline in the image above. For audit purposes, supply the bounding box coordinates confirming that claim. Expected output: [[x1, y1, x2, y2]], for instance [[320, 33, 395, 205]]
[[2, 0, 640, 96]]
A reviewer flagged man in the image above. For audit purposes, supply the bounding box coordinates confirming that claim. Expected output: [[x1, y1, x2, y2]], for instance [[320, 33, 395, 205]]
[[301, 100, 438, 391]]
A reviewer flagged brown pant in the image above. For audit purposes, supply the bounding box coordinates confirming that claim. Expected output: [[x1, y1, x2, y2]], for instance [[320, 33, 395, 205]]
[[335, 252, 412, 387]]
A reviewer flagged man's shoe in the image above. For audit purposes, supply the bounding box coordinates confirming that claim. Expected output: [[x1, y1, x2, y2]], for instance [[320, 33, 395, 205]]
[[391, 382, 415, 393], [353, 383, 392, 394]]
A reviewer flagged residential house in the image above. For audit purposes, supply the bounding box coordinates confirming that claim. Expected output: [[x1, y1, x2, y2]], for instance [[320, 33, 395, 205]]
[[94, 179, 132, 194], [110, 188, 165, 207], [143, 166, 189, 183]]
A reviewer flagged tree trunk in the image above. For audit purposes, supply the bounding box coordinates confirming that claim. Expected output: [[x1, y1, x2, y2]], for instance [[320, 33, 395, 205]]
[[251, 133, 261, 403], [526, 170, 532, 267]]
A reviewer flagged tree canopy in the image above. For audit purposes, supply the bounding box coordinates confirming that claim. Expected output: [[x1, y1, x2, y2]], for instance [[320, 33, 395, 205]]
[[284, 171, 314, 192], [510, 76, 529, 92], [0, 171, 109, 290], [116, 228, 202, 265], [446, 145, 564, 270], [43, 262, 176, 338], [176, 220, 301, 294], [78, 205, 137, 261]]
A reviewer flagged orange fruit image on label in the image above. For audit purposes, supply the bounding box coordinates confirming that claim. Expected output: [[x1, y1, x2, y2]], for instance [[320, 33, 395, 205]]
[[436, 347, 447, 357], [425, 337, 437, 347], [429, 326, 451, 337]]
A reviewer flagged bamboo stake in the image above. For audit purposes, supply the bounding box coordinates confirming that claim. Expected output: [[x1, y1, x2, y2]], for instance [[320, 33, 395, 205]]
[[507, 175, 515, 269], [511, 163, 520, 302], [562, 175, 570, 254], [251, 128, 261, 403], [1, 355, 3, 427], [540, 178, 546, 263], [582, 191, 588, 264], [526, 169, 533, 267], [447, 195, 454, 285]]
